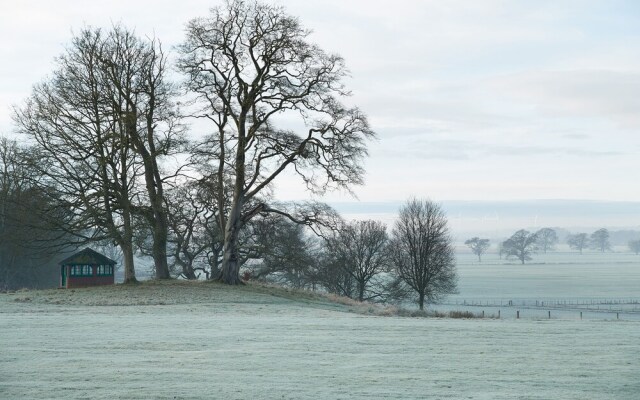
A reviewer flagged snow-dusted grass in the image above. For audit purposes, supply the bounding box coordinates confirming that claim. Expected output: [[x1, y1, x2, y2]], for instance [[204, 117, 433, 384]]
[[1, 282, 638, 399], [454, 250, 640, 300]]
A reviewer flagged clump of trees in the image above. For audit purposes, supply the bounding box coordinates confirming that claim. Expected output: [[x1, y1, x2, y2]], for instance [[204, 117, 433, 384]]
[[464, 237, 490, 262], [8, 0, 373, 287], [535, 228, 558, 253], [249, 199, 458, 311], [324, 220, 390, 301], [590, 228, 611, 252], [567, 233, 589, 254], [14, 26, 183, 283], [565, 228, 614, 254], [501, 230, 538, 264]]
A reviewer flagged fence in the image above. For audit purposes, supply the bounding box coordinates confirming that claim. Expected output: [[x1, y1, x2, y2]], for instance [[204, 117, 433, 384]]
[[432, 298, 640, 320]]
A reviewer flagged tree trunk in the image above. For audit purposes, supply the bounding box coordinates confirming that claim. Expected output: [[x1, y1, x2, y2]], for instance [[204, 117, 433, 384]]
[[358, 282, 365, 302], [219, 200, 244, 285], [121, 242, 138, 284], [418, 293, 425, 310], [208, 248, 221, 280], [219, 113, 247, 285], [182, 264, 197, 280], [152, 214, 171, 279], [129, 110, 171, 280]]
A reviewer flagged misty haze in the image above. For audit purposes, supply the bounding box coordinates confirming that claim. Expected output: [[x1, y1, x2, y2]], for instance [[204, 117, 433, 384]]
[[1, 1, 639, 399]]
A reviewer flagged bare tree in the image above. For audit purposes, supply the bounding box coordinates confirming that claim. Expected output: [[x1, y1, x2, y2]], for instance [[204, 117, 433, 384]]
[[464, 237, 490, 262], [567, 233, 589, 254], [314, 250, 356, 298], [14, 26, 183, 282], [250, 214, 319, 289], [177, 0, 373, 284], [629, 240, 640, 255], [502, 230, 537, 264], [535, 228, 558, 253], [101, 27, 185, 280], [14, 28, 140, 283], [590, 228, 611, 252], [326, 220, 389, 301], [390, 199, 457, 310]]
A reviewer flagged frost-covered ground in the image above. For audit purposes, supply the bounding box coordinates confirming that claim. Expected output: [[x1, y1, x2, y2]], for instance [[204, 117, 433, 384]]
[[430, 251, 640, 320], [1, 282, 639, 399]]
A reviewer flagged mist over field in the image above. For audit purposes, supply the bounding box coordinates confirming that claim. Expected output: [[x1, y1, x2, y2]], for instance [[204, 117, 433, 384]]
[[332, 200, 640, 240]]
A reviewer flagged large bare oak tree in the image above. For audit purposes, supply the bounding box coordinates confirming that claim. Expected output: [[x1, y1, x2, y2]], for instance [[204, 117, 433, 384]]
[[178, 0, 373, 284]]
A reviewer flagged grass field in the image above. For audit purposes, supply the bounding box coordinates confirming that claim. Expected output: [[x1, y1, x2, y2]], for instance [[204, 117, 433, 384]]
[[1, 281, 639, 399]]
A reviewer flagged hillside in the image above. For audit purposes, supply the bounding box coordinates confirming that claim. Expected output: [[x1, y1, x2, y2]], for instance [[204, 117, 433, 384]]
[[4, 279, 370, 312]]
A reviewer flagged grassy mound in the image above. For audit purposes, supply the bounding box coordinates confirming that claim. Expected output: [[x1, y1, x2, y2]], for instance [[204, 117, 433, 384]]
[[4, 279, 394, 315]]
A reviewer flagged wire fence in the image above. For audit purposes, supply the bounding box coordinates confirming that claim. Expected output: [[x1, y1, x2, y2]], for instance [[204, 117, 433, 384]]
[[432, 298, 640, 320]]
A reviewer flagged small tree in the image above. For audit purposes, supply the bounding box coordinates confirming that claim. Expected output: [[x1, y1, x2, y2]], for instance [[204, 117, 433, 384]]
[[502, 230, 538, 264], [464, 237, 490, 262], [567, 233, 589, 254], [326, 220, 390, 301], [629, 240, 640, 255], [250, 214, 319, 289], [390, 199, 457, 310], [535, 228, 558, 253], [590, 228, 611, 252]]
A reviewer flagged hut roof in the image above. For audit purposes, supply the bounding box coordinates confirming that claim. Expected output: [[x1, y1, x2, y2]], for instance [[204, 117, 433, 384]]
[[59, 248, 117, 266]]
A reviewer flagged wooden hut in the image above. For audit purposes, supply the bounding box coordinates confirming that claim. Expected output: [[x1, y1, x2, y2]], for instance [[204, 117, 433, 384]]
[[59, 248, 116, 288]]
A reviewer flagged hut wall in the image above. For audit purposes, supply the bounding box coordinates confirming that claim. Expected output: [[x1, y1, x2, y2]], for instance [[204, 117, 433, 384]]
[[66, 275, 114, 288]]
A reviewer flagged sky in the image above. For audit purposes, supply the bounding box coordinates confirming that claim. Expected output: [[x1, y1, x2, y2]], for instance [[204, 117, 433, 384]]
[[1, 0, 639, 232]]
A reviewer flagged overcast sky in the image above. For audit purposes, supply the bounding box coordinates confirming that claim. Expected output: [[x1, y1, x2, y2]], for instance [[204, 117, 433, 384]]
[[1, 1, 639, 230]]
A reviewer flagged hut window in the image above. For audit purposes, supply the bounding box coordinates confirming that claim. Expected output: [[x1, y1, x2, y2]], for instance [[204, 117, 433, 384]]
[[69, 265, 93, 276], [97, 265, 113, 275]]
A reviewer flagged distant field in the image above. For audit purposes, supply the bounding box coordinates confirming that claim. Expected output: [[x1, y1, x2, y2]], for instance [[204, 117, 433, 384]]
[[1, 282, 639, 399], [432, 250, 640, 320]]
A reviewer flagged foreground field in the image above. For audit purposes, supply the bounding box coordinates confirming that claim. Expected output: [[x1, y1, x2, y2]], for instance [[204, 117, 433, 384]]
[[1, 282, 638, 399]]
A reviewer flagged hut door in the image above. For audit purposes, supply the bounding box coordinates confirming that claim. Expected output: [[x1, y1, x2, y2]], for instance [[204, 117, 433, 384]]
[[61, 265, 67, 287]]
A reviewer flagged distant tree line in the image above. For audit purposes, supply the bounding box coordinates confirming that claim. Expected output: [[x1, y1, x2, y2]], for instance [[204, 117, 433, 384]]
[[464, 226, 639, 265]]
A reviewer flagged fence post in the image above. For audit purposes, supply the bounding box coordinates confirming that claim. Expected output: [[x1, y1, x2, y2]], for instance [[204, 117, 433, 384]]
[[580, 312, 582, 320], [482, 310, 485, 318], [548, 311, 551, 319], [617, 312, 619, 320], [498, 310, 500, 319], [517, 310, 520, 319]]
